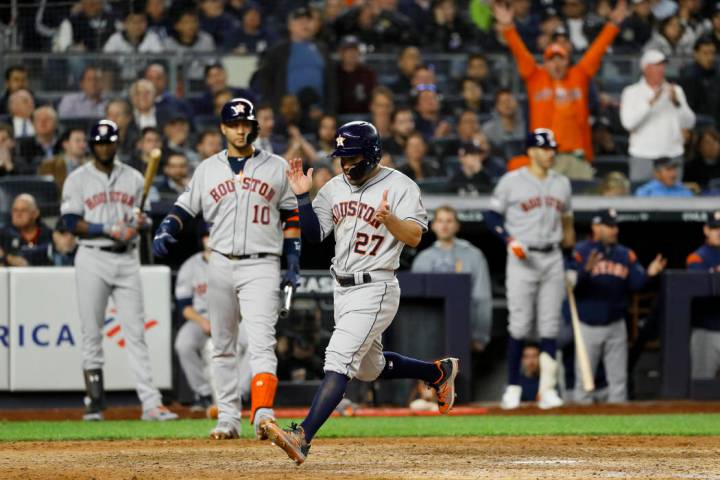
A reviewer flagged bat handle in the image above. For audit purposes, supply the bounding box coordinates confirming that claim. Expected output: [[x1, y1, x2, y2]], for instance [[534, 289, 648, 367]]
[[279, 284, 294, 318]]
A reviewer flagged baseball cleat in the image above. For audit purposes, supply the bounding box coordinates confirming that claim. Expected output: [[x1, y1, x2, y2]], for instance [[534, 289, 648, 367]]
[[209, 422, 240, 440], [538, 389, 564, 410], [255, 415, 274, 441], [430, 357, 459, 414], [141, 405, 179, 421], [83, 411, 104, 421], [262, 421, 310, 465], [190, 394, 214, 413], [501, 385, 522, 410]]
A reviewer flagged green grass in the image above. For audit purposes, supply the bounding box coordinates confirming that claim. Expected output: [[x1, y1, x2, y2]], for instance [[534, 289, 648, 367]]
[[2, 414, 720, 442]]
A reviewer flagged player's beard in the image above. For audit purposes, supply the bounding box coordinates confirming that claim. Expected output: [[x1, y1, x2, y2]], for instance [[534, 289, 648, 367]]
[[92, 144, 117, 165]]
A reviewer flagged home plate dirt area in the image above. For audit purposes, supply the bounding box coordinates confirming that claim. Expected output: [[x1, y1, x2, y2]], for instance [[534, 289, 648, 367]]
[[2, 436, 720, 480]]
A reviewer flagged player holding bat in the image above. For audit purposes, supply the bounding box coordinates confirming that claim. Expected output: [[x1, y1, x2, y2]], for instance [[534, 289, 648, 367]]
[[60, 119, 178, 421]]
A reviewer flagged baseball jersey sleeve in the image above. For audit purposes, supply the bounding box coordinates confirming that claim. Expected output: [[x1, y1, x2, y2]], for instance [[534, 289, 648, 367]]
[[175, 257, 193, 301], [489, 175, 509, 214], [312, 186, 335, 240], [393, 180, 428, 231], [176, 167, 203, 216], [60, 172, 85, 216]]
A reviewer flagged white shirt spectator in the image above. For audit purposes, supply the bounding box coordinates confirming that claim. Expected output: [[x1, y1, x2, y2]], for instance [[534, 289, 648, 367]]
[[103, 31, 164, 53], [134, 107, 158, 130], [620, 78, 695, 160], [12, 116, 34, 138], [57, 93, 107, 119]]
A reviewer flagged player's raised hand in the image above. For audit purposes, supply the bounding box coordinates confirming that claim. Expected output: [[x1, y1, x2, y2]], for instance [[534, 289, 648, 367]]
[[374, 189, 391, 224], [286, 157, 313, 195], [492, 1, 513, 27], [647, 253, 667, 277]]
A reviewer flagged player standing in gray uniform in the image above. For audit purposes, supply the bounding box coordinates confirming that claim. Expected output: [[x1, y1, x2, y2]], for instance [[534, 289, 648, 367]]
[[262, 121, 459, 465], [485, 128, 576, 410], [60, 119, 178, 421], [174, 230, 251, 410], [153, 98, 301, 440]]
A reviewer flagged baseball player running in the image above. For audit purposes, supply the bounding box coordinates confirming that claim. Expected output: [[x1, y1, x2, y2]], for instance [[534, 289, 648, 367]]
[[153, 98, 301, 439], [174, 230, 252, 410], [60, 119, 178, 421], [485, 128, 576, 410], [261, 121, 459, 465]]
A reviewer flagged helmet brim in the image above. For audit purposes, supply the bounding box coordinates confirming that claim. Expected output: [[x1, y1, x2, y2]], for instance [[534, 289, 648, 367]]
[[329, 147, 363, 158]]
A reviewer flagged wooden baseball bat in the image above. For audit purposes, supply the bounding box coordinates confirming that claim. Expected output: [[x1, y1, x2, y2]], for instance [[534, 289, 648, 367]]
[[565, 281, 595, 392], [140, 147, 162, 211]]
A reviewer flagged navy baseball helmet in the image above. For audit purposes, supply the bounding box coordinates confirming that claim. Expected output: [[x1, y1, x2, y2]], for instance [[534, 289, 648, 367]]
[[526, 128, 557, 150], [330, 121, 381, 181], [220, 97, 259, 143], [89, 119, 119, 145]]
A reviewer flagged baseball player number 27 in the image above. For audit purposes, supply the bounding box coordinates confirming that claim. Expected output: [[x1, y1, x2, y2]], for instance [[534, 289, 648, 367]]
[[354, 233, 385, 255], [252, 205, 270, 224]]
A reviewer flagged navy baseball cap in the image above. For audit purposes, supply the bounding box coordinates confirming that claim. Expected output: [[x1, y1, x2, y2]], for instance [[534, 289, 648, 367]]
[[592, 208, 618, 226], [707, 210, 720, 228], [526, 128, 558, 149]]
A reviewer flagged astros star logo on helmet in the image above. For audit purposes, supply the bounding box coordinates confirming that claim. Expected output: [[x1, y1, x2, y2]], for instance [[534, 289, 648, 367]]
[[336, 136, 345, 148], [231, 104, 245, 116]]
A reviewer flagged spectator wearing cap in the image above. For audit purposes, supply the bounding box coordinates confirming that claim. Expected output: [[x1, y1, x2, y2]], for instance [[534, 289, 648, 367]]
[[37, 127, 90, 194], [198, 0, 239, 47], [493, 1, 629, 179], [336, 36, 378, 114], [643, 13, 695, 56], [0, 66, 29, 115], [57, 66, 107, 119], [106, 98, 139, 162], [51, 217, 78, 266], [482, 89, 526, 152], [333, 0, 417, 52], [382, 107, 416, 157], [53, 0, 118, 52], [191, 64, 255, 116], [567, 208, 666, 404], [0, 194, 53, 267], [411, 205, 493, 351], [620, 49, 695, 182], [615, 0, 654, 52], [222, 5, 270, 54], [686, 211, 720, 379], [449, 141, 494, 196], [679, 37, 720, 129], [15, 106, 60, 174], [157, 151, 191, 201], [390, 46, 422, 96], [103, 7, 164, 53], [0, 123, 16, 176], [634, 157, 693, 197], [426, 0, 478, 53], [412, 84, 451, 141], [257, 7, 337, 114], [164, 6, 216, 53], [398, 132, 441, 181], [685, 127, 720, 191], [8, 89, 35, 139]]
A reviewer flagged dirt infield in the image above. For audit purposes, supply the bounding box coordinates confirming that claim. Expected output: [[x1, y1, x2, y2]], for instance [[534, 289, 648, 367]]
[[2, 436, 720, 479], [3, 401, 720, 421]]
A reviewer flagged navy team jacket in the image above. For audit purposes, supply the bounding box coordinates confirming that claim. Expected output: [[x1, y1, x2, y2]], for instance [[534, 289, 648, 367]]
[[687, 244, 720, 331]]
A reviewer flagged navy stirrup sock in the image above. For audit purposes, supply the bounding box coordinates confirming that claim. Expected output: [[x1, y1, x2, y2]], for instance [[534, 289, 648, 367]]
[[378, 352, 441, 383], [507, 336, 524, 385], [540, 338, 557, 358], [300, 371, 349, 442]]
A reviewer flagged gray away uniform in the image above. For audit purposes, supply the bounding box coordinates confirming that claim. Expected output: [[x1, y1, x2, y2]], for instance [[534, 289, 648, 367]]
[[175, 148, 297, 428], [489, 167, 572, 340], [311, 167, 428, 380], [60, 161, 164, 411], [173, 252, 251, 401]]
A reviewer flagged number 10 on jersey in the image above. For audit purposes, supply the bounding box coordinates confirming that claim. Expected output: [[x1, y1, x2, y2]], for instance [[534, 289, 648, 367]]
[[354, 232, 384, 256], [252, 204, 270, 224]]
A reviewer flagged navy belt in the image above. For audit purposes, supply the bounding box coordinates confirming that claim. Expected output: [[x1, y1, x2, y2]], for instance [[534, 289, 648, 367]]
[[87, 244, 134, 254], [527, 244, 558, 253], [334, 272, 372, 287], [217, 251, 276, 261]]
